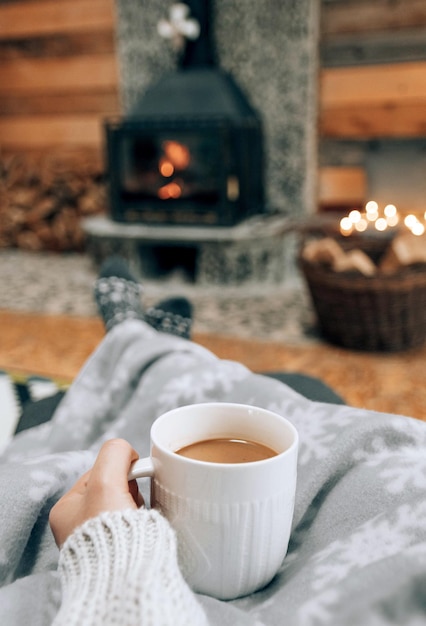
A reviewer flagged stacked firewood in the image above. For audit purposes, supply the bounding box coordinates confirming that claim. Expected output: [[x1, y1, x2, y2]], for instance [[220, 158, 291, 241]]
[[0, 149, 106, 252], [302, 232, 426, 276]]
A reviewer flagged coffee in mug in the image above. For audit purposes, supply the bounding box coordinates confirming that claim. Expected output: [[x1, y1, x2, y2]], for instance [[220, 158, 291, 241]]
[[128, 402, 298, 600], [176, 437, 278, 463]]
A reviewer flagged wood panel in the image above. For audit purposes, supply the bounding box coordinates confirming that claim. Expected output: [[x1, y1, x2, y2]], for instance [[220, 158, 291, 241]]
[[320, 61, 426, 138], [0, 92, 119, 116], [0, 31, 115, 61], [0, 55, 118, 93], [321, 103, 426, 139], [318, 166, 366, 208], [0, 0, 119, 153], [321, 62, 426, 107], [0, 0, 115, 40], [321, 0, 426, 37], [321, 28, 426, 67]]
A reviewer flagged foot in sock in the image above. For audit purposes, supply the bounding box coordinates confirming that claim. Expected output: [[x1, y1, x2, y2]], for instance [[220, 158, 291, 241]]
[[94, 256, 193, 338], [144, 297, 193, 340], [94, 256, 144, 331]]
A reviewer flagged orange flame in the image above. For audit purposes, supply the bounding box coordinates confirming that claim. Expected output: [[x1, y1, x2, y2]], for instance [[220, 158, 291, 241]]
[[159, 159, 174, 177], [158, 181, 182, 199], [163, 141, 190, 170]]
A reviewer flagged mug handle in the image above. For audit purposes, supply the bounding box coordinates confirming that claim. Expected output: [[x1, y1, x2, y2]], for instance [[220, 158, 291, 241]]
[[128, 457, 155, 481]]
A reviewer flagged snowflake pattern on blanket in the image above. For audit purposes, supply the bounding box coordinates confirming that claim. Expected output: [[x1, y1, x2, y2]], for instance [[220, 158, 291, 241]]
[[0, 319, 425, 626]]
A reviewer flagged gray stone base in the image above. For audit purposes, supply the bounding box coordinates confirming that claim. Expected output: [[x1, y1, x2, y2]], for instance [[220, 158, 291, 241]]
[[82, 214, 297, 286]]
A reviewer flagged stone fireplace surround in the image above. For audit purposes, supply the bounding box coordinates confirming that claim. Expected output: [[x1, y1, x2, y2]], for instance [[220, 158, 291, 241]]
[[86, 0, 320, 286], [113, 0, 319, 217]]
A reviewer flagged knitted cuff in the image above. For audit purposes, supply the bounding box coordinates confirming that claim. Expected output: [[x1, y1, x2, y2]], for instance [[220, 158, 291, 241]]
[[144, 306, 192, 339], [94, 277, 144, 331], [53, 508, 207, 626]]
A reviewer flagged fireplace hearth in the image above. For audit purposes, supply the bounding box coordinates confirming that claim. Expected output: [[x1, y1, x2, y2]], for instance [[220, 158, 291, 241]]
[[105, 0, 264, 227], [84, 0, 317, 287]]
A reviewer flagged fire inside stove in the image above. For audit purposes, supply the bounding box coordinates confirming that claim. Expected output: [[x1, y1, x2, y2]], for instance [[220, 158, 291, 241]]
[[106, 100, 263, 227], [121, 131, 231, 205]]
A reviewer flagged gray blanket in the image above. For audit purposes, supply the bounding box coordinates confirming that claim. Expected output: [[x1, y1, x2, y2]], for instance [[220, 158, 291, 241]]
[[1, 319, 425, 625]]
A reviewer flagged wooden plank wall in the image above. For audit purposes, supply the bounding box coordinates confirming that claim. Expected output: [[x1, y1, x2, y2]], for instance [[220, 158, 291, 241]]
[[0, 0, 119, 251], [320, 0, 426, 139], [0, 0, 119, 157], [318, 0, 426, 210], [0, 0, 425, 209]]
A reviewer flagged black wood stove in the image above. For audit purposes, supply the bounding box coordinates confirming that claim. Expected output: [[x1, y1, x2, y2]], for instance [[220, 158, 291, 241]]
[[104, 0, 264, 227]]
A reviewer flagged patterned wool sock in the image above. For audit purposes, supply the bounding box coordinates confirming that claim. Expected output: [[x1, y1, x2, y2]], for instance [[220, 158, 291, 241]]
[[94, 256, 144, 331], [144, 296, 193, 340], [94, 256, 193, 338]]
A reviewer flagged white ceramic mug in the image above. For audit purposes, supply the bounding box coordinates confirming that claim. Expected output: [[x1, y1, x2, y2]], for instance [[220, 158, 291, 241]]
[[128, 402, 298, 600]]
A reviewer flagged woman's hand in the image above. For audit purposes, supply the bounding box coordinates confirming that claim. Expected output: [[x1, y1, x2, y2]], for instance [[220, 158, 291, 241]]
[[49, 438, 144, 547]]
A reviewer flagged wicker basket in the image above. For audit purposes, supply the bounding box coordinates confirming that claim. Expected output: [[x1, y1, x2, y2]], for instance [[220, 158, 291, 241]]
[[300, 258, 426, 351]]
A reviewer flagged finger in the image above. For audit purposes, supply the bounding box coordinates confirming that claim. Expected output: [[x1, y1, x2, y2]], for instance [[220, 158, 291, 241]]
[[129, 479, 145, 508], [89, 439, 139, 492]]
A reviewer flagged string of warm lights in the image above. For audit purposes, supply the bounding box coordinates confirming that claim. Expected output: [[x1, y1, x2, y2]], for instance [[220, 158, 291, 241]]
[[340, 201, 426, 237]]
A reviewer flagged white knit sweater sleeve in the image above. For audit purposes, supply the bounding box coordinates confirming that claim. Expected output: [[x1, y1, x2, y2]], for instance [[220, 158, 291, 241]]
[[52, 508, 208, 626]]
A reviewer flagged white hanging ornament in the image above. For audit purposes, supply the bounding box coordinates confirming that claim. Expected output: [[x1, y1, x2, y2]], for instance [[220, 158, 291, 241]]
[[157, 3, 200, 51]]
